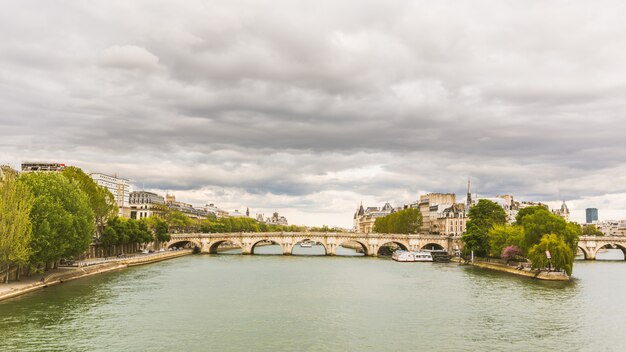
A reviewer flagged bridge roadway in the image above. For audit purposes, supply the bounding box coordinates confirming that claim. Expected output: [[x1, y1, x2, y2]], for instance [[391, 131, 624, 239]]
[[166, 233, 626, 260], [166, 232, 462, 256]]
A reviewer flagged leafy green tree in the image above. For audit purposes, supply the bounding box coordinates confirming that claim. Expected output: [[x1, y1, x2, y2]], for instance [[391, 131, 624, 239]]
[[517, 207, 580, 253], [154, 218, 170, 242], [393, 208, 422, 233], [0, 171, 33, 283], [373, 216, 389, 233], [100, 225, 118, 247], [462, 199, 507, 256], [62, 167, 117, 237], [167, 211, 192, 229], [514, 205, 548, 224], [19, 172, 95, 265], [374, 208, 422, 234], [488, 224, 524, 258], [527, 233, 574, 275], [581, 224, 603, 237]]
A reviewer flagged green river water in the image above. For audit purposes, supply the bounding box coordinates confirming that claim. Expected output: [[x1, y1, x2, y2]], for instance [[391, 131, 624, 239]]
[[1, 247, 625, 352]]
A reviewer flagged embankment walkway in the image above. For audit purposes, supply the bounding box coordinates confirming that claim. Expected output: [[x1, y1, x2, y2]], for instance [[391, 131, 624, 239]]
[[0, 249, 192, 302]]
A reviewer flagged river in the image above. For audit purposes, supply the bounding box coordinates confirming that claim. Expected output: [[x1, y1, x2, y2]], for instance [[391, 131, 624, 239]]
[[1, 248, 625, 352]]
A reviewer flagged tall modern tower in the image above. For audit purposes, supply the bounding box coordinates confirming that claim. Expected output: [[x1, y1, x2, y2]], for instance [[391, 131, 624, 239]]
[[585, 208, 598, 224]]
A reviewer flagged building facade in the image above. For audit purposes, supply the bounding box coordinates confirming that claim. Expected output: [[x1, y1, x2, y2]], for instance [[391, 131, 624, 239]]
[[586, 208, 599, 224], [266, 212, 288, 226], [129, 191, 166, 219], [90, 173, 130, 216], [353, 202, 394, 233], [595, 220, 626, 236], [21, 162, 66, 172], [166, 194, 208, 219], [205, 203, 229, 218], [552, 201, 570, 221], [419, 193, 456, 234], [431, 203, 466, 236]]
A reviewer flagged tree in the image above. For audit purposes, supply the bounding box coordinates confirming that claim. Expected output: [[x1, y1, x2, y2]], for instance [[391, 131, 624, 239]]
[[581, 224, 603, 237], [167, 211, 192, 229], [373, 216, 389, 233], [527, 233, 574, 276], [62, 167, 117, 237], [154, 218, 170, 243], [487, 224, 524, 258], [517, 207, 580, 254], [515, 205, 548, 224], [0, 170, 33, 283], [462, 199, 507, 256], [19, 172, 95, 265], [374, 208, 422, 234], [501, 246, 522, 261], [393, 208, 422, 234]]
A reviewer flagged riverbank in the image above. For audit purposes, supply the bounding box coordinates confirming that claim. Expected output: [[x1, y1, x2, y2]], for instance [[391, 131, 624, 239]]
[[0, 249, 192, 302], [453, 257, 570, 281]]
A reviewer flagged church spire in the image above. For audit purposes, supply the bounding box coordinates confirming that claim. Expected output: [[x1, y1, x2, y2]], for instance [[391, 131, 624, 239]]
[[466, 177, 472, 207]]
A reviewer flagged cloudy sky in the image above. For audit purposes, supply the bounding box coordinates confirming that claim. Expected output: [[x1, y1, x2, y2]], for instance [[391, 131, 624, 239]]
[[2, 1, 626, 226]]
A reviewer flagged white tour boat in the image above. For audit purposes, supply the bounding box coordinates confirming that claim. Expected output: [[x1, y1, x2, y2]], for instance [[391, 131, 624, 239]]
[[392, 250, 433, 262], [300, 241, 313, 248]]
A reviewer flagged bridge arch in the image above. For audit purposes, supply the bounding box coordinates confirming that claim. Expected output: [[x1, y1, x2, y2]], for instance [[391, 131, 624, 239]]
[[594, 243, 626, 260], [167, 239, 201, 250], [251, 239, 282, 255], [377, 241, 409, 256], [421, 243, 446, 251], [292, 239, 327, 255], [337, 240, 368, 256], [209, 240, 243, 254], [577, 245, 591, 260]]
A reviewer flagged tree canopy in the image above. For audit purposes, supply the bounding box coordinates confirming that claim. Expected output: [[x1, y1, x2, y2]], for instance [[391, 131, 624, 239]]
[[487, 224, 524, 258], [516, 206, 580, 253], [581, 224, 603, 237], [462, 199, 507, 256], [19, 172, 95, 263], [527, 233, 574, 275], [62, 167, 117, 236], [0, 171, 34, 278], [373, 208, 422, 234]]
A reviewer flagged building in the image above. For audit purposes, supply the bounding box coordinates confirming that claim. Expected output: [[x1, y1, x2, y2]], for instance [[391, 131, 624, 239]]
[[595, 220, 626, 236], [165, 193, 208, 219], [21, 162, 66, 173], [552, 201, 570, 221], [90, 173, 130, 216], [266, 212, 288, 226], [586, 208, 599, 224], [230, 210, 246, 217], [353, 202, 394, 233], [419, 193, 456, 234], [431, 203, 467, 236], [205, 203, 229, 218], [129, 191, 166, 219]]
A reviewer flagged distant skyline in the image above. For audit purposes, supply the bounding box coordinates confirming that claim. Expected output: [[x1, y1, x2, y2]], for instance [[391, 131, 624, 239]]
[[2, 1, 626, 227]]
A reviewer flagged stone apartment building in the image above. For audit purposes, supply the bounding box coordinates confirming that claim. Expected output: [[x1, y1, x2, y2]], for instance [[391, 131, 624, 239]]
[[353, 202, 394, 233], [129, 191, 166, 219]]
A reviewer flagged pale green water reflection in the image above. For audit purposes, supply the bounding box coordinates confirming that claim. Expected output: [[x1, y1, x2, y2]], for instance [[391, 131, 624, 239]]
[[1, 254, 625, 351]]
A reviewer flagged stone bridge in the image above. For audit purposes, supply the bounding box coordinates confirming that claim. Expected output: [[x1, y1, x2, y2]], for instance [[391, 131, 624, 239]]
[[577, 236, 626, 260], [165, 232, 462, 257]]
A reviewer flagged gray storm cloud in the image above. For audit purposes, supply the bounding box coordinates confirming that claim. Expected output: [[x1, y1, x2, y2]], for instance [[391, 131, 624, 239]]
[[2, 0, 626, 226]]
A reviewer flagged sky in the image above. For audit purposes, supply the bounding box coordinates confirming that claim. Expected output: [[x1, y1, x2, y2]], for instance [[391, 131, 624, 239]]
[[2, 0, 626, 227]]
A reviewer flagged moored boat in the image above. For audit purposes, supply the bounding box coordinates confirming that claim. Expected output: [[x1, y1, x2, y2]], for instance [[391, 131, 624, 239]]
[[392, 250, 433, 262]]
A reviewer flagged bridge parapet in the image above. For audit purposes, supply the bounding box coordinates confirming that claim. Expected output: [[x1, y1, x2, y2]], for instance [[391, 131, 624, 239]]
[[165, 232, 463, 256]]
